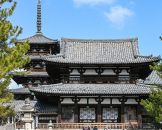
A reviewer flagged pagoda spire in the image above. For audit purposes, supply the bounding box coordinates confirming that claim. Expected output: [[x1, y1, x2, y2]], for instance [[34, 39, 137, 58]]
[[37, 0, 41, 33]]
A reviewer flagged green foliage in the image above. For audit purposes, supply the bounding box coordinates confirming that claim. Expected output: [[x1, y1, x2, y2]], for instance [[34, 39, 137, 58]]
[[141, 37, 162, 128], [141, 88, 162, 127], [0, 0, 30, 121]]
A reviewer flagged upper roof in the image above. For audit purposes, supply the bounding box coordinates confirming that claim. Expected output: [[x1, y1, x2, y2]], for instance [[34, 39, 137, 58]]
[[18, 33, 58, 44], [44, 38, 159, 64], [30, 83, 150, 96], [144, 71, 162, 85]]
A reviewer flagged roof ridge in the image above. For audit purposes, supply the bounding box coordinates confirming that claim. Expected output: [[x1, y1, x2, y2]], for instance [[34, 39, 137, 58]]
[[136, 55, 160, 59], [61, 37, 138, 43]]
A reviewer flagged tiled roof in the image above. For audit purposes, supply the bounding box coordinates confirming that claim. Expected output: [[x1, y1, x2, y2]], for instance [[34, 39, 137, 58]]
[[18, 33, 57, 44], [11, 88, 30, 94], [30, 83, 150, 96], [43, 38, 159, 64], [144, 71, 162, 85], [8, 100, 57, 113]]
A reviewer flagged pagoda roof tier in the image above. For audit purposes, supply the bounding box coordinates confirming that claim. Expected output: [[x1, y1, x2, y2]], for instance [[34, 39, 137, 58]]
[[43, 38, 160, 64], [11, 87, 30, 94], [13, 71, 49, 77], [18, 33, 58, 44], [7, 100, 57, 114], [30, 83, 150, 96]]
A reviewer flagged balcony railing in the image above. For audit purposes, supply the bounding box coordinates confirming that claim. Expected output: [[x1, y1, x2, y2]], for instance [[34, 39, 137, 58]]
[[15, 122, 156, 130], [36, 122, 138, 129]]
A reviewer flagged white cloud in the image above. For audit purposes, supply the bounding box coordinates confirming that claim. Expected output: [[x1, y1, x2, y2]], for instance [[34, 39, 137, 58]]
[[73, 0, 115, 6], [105, 6, 134, 28]]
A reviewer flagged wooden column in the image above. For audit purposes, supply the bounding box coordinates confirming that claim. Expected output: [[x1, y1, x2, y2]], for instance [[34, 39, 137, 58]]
[[95, 67, 104, 82], [72, 96, 80, 123], [113, 67, 122, 83], [95, 96, 104, 122], [78, 67, 85, 83], [135, 98, 142, 127], [119, 97, 127, 123], [58, 97, 63, 123]]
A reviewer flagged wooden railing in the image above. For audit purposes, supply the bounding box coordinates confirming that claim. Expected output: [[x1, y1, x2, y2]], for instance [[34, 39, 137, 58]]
[[37, 122, 138, 129], [15, 122, 156, 130]]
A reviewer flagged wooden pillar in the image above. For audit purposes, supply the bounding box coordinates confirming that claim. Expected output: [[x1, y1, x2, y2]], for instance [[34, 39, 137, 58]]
[[58, 97, 63, 123], [95, 67, 103, 82], [78, 67, 85, 83], [72, 96, 80, 123], [135, 98, 142, 128], [95, 96, 104, 122], [119, 97, 127, 123]]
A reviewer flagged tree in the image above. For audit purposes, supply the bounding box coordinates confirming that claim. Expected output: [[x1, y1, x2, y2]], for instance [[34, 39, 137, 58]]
[[141, 39, 162, 128], [0, 0, 29, 121]]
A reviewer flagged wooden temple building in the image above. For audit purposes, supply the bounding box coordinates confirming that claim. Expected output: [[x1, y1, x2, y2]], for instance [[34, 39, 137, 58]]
[[11, 0, 161, 128]]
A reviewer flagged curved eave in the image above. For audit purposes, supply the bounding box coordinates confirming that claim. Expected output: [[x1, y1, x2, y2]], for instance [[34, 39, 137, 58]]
[[44, 58, 159, 66], [31, 90, 149, 97]]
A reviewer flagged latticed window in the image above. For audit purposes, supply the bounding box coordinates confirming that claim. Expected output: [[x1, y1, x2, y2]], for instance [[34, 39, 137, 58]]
[[102, 108, 118, 122], [80, 108, 96, 122]]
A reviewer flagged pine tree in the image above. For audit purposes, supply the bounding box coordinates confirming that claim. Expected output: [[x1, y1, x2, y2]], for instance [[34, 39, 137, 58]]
[[0, 0, 29, 121], [140, 38, 162, 128]]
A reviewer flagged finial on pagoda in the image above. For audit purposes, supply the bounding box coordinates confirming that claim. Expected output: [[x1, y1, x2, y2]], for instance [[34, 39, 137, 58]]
[[37, 0, 42, 33]]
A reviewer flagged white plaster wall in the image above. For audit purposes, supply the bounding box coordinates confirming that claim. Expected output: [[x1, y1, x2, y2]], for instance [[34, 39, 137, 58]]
[[101, 99, 110, 104], [125, 99, 138, 104], [89, 98, 97, 104], [83, 69, 97, 75], [112, 99, 121, 104], [78, 98, 97, 104], [78, 98, 87, 104], [119, 69, 129, 75], [70, 69, 79, 75], [101, 69, 115, 75], [61, 98, 74, 104]]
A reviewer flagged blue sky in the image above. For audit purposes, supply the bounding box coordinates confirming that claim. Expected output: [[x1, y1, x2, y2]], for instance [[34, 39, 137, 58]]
[[8, 0, 162, 88]]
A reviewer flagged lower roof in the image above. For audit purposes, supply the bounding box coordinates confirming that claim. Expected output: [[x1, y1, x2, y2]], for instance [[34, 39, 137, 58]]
[[144, 71, 162, 85], [30, 83, 150, 96], [8, 100, 57, 114]]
